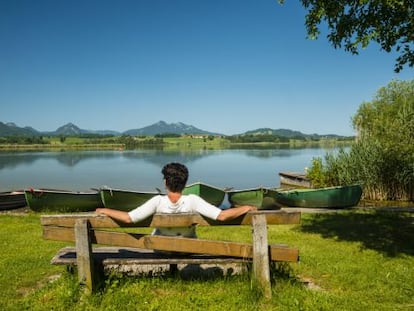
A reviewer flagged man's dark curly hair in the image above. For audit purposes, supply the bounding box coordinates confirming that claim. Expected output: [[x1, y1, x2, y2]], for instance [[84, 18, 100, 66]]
[[161, 162, 189, 192]]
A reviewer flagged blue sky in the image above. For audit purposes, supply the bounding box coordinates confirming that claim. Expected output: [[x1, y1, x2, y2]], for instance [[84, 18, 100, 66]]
[[1, 0, 412, 136]]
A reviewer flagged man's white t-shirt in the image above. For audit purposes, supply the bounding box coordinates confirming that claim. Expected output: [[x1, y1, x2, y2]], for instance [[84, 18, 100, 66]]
[[128, 194, 222, 237]]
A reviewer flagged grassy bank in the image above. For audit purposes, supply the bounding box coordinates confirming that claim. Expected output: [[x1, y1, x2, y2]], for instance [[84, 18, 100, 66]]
[[1, 209, 413, 310]]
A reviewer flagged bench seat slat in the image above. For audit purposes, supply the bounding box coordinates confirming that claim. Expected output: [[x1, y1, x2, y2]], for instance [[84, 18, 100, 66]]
[[52, 246, 250, 265]]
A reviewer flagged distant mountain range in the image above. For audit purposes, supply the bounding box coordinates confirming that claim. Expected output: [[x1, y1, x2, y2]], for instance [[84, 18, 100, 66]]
[[0, 121, 348, 139]]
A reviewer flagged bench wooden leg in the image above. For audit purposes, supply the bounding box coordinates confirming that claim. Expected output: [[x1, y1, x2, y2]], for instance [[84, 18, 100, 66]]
[[75, 219, 95, 293], [252, 214, 271, 299]]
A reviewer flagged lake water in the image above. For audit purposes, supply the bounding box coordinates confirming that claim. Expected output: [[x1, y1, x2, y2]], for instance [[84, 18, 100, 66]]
[[0, 147, 337, 192]]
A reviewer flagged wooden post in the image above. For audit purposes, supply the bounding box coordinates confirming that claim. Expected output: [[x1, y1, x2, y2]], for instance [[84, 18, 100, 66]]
[[75, 219, 94, 293], [252, 213, 271, 299]]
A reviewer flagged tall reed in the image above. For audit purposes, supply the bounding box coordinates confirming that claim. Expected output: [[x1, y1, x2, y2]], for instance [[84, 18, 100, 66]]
[[307, 141, 413, 201]]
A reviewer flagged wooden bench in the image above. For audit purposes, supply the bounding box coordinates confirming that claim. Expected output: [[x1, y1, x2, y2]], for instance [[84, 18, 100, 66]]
[[41, 210, 301, 298]]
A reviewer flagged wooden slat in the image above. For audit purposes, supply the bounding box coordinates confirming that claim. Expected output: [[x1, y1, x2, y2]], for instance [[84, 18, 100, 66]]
[[142, 235, 252, 258], [269, 244, 299, 262], [43, 225, 76, 242], [51, 247, 251, 266], [41, 211, 301, 228], [42, 227, 299, 262], [41, 213, 151, 228]]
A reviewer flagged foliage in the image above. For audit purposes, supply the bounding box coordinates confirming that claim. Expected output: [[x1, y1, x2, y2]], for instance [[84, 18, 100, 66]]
[[155, 133, 181, 138], [307, 79, 414, 200], [281, 0, 414, 72], [305, 157, 327, 188], [0, 136, 49, 145], [228, 134, 292, 144], [353, 80, 414, 151], [352, 80, 414, 199], [306, 148, 356, 188], [117, 135, 164, 148]]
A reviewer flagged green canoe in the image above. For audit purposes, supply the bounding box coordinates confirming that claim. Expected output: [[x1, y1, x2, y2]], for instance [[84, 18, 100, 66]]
[[275, 184, 363, 208], [182, 182, 226, 207], [24, 188, 104, 212], [100, 188, 163, 211], [226, 187, 281, 210]]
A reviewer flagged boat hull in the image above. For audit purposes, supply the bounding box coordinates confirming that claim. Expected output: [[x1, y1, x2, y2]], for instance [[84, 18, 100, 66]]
[[100, 188, 161, 211], [182, 182, 225, 207], [0, 191, 27, 210], [24, 189, 104, 212], [227, 187, 281, 210], [279, 172, 311, 188], [275, 184, 363, 208]]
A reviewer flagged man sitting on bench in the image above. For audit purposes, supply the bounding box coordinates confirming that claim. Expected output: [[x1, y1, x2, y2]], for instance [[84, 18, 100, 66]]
[[96, 162, 257, 238]]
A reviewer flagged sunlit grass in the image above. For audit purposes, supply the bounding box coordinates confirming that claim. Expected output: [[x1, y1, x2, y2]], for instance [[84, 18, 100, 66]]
[[1, 210, 414, 310]]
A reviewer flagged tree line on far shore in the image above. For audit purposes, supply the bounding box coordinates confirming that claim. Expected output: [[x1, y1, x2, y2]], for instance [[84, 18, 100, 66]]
[[0, 132, 352, 148]]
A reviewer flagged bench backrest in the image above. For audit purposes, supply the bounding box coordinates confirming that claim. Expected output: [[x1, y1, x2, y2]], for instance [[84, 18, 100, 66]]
[[41, 210, 301, 228]]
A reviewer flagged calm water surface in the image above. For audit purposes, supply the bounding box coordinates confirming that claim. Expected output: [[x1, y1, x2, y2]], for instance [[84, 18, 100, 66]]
[[0, 147, 337, 191]]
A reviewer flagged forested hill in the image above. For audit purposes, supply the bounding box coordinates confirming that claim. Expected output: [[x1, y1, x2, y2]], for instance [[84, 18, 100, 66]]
[[243, 128, 346, 139]]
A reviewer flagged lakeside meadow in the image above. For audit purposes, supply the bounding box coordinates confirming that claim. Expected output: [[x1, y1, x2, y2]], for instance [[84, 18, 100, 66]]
[[1, 208, 413, 310], [2, 1, 414, 309], [1, 134, 413, 310]]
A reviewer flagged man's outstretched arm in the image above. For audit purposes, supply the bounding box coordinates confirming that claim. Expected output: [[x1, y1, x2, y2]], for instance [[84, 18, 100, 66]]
[[95, 208, 133, 223], [216, 205, 257, 221]]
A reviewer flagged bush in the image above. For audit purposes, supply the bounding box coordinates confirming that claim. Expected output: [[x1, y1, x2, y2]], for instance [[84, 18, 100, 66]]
[[307, 79, 414, 201]]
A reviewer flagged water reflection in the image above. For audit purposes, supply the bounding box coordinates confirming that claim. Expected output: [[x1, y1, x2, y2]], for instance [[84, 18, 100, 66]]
[[0, 150, 211, 169], [0, 146, 336, 168], [243, 149, 304, 158], [0, 147, 334, 191], [122, 149, 216, 167]]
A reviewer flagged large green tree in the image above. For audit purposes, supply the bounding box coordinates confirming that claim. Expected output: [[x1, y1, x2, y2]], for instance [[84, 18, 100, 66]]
[[353, 79, 414, 151], [283, 0, 414, 72]]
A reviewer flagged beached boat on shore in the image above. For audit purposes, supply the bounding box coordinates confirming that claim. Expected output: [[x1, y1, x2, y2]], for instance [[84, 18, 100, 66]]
[[279, 172, 311, 188], [182, 182, 226, 207], [100, 187, 163, 211], [0, 191, 27, 210], [226, 187, 281, 210], [24, 188, 104, 212], [275, 184, 363, 208]]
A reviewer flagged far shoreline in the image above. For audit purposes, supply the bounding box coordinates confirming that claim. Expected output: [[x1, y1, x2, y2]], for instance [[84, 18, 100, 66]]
[[0, 139, 354, 152]]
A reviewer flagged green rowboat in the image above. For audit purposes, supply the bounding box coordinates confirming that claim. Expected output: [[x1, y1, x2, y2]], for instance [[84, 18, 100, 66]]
[[261, 188, 283, 210], [226, 187, 281, 210], [100, 188, 163, 211], [182, 182, 226, 207], [275, 184, 363, 208], [24, 188, 104, 212]]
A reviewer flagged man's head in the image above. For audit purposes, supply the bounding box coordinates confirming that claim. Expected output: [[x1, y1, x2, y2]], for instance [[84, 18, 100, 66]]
[[161, 162, 189, 192]]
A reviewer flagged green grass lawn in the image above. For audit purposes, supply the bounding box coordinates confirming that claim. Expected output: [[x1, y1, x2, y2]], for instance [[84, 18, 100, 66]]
[[1, 209, 413, 310]]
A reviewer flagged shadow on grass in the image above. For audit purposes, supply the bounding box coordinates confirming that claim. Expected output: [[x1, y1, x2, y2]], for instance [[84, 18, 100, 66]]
[[298, 210, 414, 257]]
